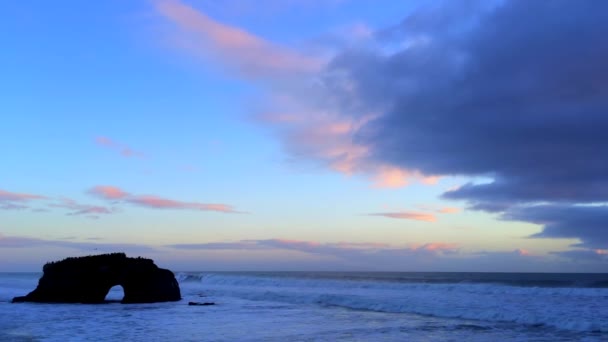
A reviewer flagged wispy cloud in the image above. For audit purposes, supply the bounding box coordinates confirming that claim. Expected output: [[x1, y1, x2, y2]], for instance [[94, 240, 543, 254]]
[[0, 188, 119, 218], [259, 104, 438, 188], [2, 186, 244, 217], [0, 189, 46, 202], [0, 233, 157, 254], [154, 0, 321, 78], [169, 240, 606, 272], [373, 167, 439, 188], [414, 242, 459, 252], [49, 198, 114, 219], [167, 238, 458, 260], [437, 207, 460, 214], [0, 203, 29, 210], [366, 204, 459, 223], [414, 205, 461, 214], [152, 1, 437, 189], [0, 189, 48, 211], [128, 195, 240, 213], [89, 185, 131, 200], [88, 185, 243, 214], [166, 238, 467, 271], [95, 136, 144, 158], [551, 248, 608, 262], [368, 211, 437, 222]]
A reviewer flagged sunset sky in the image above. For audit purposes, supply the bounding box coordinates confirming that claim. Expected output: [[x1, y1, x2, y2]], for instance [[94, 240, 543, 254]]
[[1, 0, 607, 272]]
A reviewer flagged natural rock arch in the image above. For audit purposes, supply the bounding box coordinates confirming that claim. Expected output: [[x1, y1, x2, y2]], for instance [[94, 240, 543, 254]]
[[105, 285, 125, 302], [12, 253, 181, 304]]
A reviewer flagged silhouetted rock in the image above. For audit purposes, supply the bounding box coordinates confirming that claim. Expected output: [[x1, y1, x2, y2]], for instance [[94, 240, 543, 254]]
[[12, 253, 181, 304]]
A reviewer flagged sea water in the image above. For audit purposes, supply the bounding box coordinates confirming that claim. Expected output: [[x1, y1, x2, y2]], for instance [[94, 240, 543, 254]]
[[0, 272, 606, 341]]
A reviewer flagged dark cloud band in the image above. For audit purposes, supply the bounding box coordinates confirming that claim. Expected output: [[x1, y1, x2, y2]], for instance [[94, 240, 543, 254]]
[[323, 0, 608, 248]]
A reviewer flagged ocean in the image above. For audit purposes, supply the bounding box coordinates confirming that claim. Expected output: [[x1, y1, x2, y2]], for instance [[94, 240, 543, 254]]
[[1, 272, 606, 341]]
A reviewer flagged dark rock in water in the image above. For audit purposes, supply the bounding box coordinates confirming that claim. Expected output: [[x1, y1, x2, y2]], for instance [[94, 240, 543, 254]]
[[12, 253, 181, 304], [188, 301, 215, 306]]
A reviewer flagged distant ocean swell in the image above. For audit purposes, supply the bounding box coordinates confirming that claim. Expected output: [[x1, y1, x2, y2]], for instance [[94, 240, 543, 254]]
[[177, 272, 608, 333]]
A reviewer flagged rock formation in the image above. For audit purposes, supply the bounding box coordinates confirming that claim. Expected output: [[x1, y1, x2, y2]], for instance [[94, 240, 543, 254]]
[[188, 301, 215, 306], [12, 253, 181, 304]]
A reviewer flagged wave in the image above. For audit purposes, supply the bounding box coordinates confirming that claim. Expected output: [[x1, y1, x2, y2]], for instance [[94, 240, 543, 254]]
[[177, 273, 608, 333]]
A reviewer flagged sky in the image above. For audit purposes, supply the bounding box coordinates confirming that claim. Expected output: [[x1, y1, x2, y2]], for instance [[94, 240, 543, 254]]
[[1, 0, 607, 272]]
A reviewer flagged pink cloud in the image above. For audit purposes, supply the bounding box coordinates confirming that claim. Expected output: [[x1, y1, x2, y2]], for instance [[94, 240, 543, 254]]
[[263, 106, 434, 188], [372, 167, 410, 188], [88, 185, 243, 214], [415, 205, 461, 214], [438, 207, 460, 214], [0, 188, 119, 218], [415, 242, 459, 252], [95, 136, 144, 158], [0, 189, 47, 211], [127, 195, 239, 213], [151, 1, 440, 189], [89, 186, 130, 200], [369, 212, 437, 222], [513, 248, 532, 256], [0, 189, 46, 202], [154, 0, 321, 78], [372, 167, 440, 189]]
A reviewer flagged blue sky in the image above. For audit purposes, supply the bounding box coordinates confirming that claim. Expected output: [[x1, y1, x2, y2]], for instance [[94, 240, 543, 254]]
[[1, 0, 607, 272]]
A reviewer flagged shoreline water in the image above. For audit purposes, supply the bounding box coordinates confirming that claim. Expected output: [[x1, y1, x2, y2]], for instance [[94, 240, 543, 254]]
[[2, 271, 607, 341]]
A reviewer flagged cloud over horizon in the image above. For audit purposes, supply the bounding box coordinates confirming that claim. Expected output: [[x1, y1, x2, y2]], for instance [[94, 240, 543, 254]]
[[0, 233, 157, 255], [165, 238, 606, 272], [1, 233, 605, 272], [167, 238, 460, 269]]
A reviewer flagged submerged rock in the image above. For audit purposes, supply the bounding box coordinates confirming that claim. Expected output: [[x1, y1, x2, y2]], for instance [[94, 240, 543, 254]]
[[188, 301, 215, 306], [12, 253, 181, 304]]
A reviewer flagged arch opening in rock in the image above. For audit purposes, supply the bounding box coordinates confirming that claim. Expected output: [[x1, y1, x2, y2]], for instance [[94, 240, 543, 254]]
[[105, 285, 125, 302]]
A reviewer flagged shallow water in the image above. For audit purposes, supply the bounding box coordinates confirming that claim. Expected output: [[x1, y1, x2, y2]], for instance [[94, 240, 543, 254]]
[[1, 272, 606, 341]]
